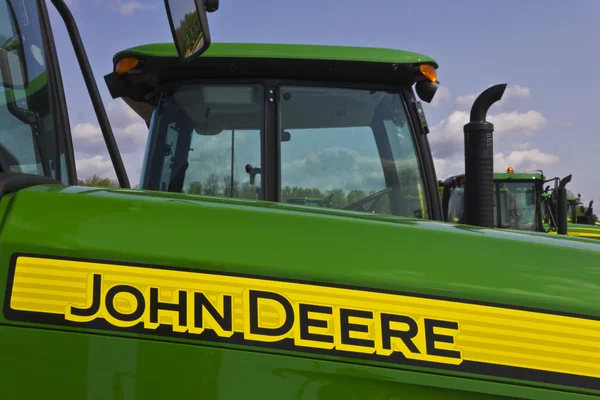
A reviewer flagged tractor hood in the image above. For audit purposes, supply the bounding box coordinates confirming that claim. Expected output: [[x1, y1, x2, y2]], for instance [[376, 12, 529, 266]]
[[1, 183, 598, 308], [2, 184, 600, 396]]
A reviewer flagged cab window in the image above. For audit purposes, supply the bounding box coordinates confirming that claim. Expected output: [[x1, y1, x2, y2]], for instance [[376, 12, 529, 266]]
[[278, 85, 429, 218], [496, 181, 538, 230], [141, 84, 264, 198], [141, 83, 430, 219], [0, 0, 67, 182], [446, 186, 464, 223]]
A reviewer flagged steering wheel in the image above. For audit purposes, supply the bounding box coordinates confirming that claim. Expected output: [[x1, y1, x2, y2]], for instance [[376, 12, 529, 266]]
[[344, 187, 392, 212], [508, 207, 523, 229]]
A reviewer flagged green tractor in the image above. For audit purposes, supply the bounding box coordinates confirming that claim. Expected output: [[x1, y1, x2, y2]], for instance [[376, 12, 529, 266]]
[[440, 169, 546, 232], [441, 168, 600, 240], [542, 184, 600, 239], [1, 0, 600, 399], [567, 193, 598, 225]]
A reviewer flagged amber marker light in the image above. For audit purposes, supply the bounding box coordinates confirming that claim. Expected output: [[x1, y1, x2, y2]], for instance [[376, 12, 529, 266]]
[[419, 64, 437, 82], [115, 57, 139, 75]]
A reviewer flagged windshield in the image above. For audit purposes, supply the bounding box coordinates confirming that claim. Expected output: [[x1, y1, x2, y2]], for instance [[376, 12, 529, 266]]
[[446, 186, 464, 223], [445, 180, 540, 230], [496, 181, 539, 230], [567, 201, 578, 222], [446, 185, 498, 225], [540, 194, 555, 228], [0, 0, 67, 182], [140, 83, 429, 218]]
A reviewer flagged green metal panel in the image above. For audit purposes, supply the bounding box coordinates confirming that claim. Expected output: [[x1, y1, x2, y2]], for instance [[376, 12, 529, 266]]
[[1, 326, 583, 400], [113, 42, 438, 67], [1, 185, 600, 398]]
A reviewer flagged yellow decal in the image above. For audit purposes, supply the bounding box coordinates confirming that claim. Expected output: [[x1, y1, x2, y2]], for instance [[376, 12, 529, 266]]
[[548, 231, 600, 238], [6, 255, 600, 384]]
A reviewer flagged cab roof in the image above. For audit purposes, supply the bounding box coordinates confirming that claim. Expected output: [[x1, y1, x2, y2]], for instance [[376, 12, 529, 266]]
[[105, 42, 439, 125], [113, 42, 438, 68], [443, 172, 544, 185]]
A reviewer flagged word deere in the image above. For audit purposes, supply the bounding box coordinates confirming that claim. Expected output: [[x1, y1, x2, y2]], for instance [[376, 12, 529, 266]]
[[65, 273, 462, 365]]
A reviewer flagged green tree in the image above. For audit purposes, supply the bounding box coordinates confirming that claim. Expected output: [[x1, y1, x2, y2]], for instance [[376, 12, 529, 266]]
[[326, 188, 347, 208], [346, 189, 366, 205], [281, 186, 324, 202], [174, 12, 202, 54], [223, 176, 239, 197], [77, 175, 119, 188], [203, 173, 220, 196], [186, 181, 203, 194]]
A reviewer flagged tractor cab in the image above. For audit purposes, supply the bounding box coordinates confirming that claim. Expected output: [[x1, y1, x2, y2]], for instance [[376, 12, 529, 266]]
[[441, 168, 544, 232], [567, 196, 581, 223], [104, 42, 443, 220], [566, 193, 597, 225]]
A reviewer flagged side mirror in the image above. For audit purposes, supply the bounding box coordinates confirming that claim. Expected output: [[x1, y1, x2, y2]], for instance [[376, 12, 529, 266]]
[[164, 0, 219, 61]]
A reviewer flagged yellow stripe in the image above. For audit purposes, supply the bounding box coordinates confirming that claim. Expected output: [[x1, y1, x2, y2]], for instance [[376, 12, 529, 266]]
[[418, 183, 425, 218], [569, 226, 600, 232], [7, 256, 600, 381], [568, 232, 600, 238], [547, 231, 600, 238]]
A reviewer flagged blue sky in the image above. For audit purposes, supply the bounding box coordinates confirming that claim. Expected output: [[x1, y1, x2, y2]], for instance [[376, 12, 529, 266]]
[[47, 0, 600, 203]]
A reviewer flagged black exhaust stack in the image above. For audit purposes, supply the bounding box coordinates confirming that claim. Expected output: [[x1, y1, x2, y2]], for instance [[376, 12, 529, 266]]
[[556, 174, 572, 235], [463, 84, 507, 228]]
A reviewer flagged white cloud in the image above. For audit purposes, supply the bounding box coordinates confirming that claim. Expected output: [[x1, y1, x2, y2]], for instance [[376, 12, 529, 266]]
[[72, 101, 148, 155], [456, 85, 532, 108], [75, 151, 145, 188], [281, 147, 387, 192], [434, 147, 559, 181], [76, 155, 115, 179], [433, 157, 464, 182], [494, 148, 559, 172], [72, 123, 103, 154], [429, 110, 547, 158], [113, 1, 159, 16], [429, 86, 450, 108], [489, 111, 547, 136], [72, 100, 149, 186]]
